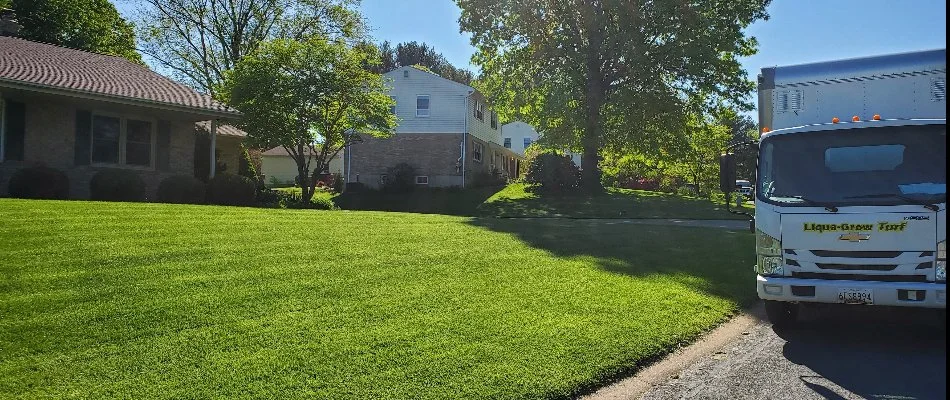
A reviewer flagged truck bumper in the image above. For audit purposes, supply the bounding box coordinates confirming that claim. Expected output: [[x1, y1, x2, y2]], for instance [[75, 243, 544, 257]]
[[757, 275, 947, 309]]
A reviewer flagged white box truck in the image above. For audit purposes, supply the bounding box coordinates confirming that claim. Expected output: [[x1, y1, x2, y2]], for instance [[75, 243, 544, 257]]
[[721, 49, 946, 327]]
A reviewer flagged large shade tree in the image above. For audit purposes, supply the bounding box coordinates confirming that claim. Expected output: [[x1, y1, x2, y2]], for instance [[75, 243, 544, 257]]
[[135, 0, 364, 95], [3, 0, 141, 63], [457, 0, 770, 191], [221, 37, 396, 202]]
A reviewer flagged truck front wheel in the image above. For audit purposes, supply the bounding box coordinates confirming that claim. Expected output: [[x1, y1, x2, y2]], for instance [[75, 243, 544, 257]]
[[764, 300, 799, 328]]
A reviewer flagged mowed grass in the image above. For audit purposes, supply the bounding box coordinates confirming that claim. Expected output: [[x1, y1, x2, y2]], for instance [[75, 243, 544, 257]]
[[0, 199, 755, 399], [479, 183, 755, 219]]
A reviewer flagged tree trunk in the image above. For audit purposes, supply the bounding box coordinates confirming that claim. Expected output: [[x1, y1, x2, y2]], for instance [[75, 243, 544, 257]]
[[298, 163, 314, 203], [581, 77, 605, 193]]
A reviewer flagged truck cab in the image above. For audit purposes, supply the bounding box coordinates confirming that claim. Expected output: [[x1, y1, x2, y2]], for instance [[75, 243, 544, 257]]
[[726, 49, 947, 327]]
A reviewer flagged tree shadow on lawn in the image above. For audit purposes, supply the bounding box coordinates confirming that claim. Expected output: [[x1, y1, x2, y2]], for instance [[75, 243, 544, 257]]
[[478, 188, 753, 219], [467, 217, 758, 306], [334, 186, 502, 216]]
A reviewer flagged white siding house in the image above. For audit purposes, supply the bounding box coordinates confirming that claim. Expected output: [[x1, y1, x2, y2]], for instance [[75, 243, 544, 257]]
[[346, 66, 522, 188], [501, 121, 582, 169]]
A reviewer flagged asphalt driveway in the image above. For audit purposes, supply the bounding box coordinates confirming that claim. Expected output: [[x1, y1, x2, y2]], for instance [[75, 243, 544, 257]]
[[639, 304, 946, 400]]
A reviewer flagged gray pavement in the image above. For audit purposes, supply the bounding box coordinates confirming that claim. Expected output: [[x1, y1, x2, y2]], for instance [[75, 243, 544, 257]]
[[639, 304, 946, 400]]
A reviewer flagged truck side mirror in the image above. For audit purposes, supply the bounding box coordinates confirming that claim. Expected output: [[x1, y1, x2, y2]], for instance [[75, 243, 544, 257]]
[[719, 153, 736, 193]]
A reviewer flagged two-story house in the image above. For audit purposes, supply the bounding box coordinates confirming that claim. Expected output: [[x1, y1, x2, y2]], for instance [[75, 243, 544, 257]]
[[344, 66, 522, 188], [502, 121, 582, 169]]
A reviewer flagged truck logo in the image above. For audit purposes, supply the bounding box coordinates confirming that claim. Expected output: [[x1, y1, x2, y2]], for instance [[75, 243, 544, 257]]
[[839, 232, 871, 242]]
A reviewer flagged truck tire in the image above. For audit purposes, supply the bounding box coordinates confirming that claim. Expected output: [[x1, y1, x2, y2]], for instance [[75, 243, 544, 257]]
[[764, 300, 799, 328]]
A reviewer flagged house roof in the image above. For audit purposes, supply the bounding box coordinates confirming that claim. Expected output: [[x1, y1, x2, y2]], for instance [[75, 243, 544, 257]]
[[0, 36, 240, 118], [196, 121, 247, 138], [384, 65, 483, 98]]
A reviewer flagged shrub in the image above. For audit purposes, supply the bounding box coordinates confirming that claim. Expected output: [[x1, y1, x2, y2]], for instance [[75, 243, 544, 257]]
[[471, 168, 506, 188], [382, 162, 417, 193], [332, 173, 344, 193], [157, 175, 207, 204], [7, 166, 70, 199], [524, 152, 580, 193], [206, 173, 256, 206], [345, 182, 366, 193], [238, 145, 257, 179], [90, 169, 146, 202]]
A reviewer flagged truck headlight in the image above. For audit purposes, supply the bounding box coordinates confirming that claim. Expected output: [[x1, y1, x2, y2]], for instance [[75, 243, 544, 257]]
[[756, 230, 783, 276], [756, 255, 784, 276], [937, 241, 946, 283]]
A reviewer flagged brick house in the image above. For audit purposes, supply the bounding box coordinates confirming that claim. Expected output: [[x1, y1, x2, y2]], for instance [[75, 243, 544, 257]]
[[0, 36, 243, 199], [344, 66, 523, 188]]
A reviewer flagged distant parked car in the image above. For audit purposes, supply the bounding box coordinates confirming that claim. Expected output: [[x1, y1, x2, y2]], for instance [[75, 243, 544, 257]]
[[735, 179, 753, 196]]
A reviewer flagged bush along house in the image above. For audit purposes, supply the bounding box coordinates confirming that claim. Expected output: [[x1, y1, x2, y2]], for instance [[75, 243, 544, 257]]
[[344, 66, 523, 189], [0, 33, 243, 200]]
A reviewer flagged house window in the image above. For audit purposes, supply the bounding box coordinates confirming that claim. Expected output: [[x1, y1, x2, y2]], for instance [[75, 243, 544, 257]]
[[503, 138, 511, 148], [415, 176, 429, 185], [389, 96, 397, 114], [523, 137, 533, 149], [472, 142, 483, 163], [91, 114, 155, 167], [490, 112, 497, 129], [475, 102, 485, 121], [416, 95, 430, 117]]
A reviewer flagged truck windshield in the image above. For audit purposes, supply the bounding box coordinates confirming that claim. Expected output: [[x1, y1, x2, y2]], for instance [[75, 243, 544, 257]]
[[758, 124, 946, 207]]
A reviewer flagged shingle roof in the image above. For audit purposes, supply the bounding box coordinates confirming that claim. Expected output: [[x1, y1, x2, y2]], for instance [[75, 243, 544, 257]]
[[0, 36, 239, 117], [196, 121, 247, 138]]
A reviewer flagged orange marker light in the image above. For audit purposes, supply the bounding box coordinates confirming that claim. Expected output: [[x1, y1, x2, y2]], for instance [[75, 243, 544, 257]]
[[761, 126, 771, 133], [832, 117, 840, 124], [852, 115, 861, 122], [872, 114, 881, 120]]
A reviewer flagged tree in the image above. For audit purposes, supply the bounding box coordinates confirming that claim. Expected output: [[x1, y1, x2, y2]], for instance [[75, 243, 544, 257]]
[[135, 0, 364, 95], [221, 37, 396, 203], [373, 41, 475, 85], [6, 0, 141, 63], [457, 0, 770, 192]]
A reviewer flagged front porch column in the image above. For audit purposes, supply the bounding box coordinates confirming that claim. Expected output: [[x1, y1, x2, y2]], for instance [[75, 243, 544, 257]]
[[209, 119, 218, 178]]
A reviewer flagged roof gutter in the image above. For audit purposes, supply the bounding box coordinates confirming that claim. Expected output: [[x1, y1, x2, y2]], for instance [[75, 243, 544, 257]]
[[0, 77, 242, 120]]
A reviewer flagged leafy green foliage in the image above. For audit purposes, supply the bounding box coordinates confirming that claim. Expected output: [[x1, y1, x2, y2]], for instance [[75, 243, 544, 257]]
[[7, 166, 69, 200], [457, 0, 770, 190], [136, 0, 364, 94], [206, 173, 256, 206], [237, 145, 258, 181], [89, 169, 147, 202], [222, 36, 396, 203], [382, 162, 417, 193], [9, 0, 141, 64], [525, 152, 580, 193], [157, 175, 207, 204]]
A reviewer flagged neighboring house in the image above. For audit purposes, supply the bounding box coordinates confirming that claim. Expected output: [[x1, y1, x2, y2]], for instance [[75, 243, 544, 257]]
[[345, 66, 523, 188], [0, 35, 242, 199], [501, 121, 583, 169], [261, 146, 344, 186]]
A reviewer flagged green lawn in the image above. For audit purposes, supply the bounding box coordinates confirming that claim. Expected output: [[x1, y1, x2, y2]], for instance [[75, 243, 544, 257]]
[[479, 183, 755, 219], [0, 199, 755, 399]]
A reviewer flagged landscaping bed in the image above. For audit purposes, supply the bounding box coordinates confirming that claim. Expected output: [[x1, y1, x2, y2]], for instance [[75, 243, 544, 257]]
[[1, 199, 754, 398]]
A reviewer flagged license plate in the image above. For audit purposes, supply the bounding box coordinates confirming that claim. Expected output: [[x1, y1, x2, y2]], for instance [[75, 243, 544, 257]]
[[837, 288, 873, 304]]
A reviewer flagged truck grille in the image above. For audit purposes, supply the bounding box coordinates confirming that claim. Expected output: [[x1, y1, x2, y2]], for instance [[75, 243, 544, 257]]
[[809, 250, 903, 258], [815, 263, 898, 271], [792, 272, 927, 283]]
